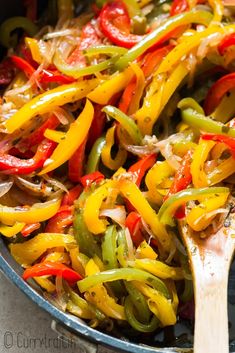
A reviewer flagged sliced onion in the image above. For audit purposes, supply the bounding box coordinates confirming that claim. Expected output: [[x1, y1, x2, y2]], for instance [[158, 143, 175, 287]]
[[197, 32, 223, 60], [43, 175, 69, 194], [43, 29, 80, 40], [171, 232, 187, 256], [0, 178, 13, 198], [15, 176, 54, 197], [100, 206, 126, 228], [52, 106, 74, 125]]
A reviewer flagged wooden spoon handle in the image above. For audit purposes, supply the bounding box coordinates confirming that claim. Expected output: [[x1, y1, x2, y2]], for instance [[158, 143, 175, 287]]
[[194, 271, 229, 353]]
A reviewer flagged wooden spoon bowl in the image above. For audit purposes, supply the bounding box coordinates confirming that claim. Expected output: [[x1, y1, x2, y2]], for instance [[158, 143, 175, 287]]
[[180, 203, 235, 353]]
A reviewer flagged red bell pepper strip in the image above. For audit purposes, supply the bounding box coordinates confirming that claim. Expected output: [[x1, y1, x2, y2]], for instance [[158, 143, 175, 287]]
[[99, 1, 143, 49], [67, 22, 101, 65], [204, 73, 235, 115], [164, 150, 193, 219], [45, 205, 73, 233], [11, 55, 35, 79], [68, 139, 87, 183], [0, 139, 56, 175], [118, 78, 136, 114], [201, 134, 235, 156], [218, 33, 235, 56], [9, 147, 34, 159], [170, 0, 189, 16], [128, 154, 157, 187], [79, 171, 105, 188], [23, 261, 82, 283], [165, 150, 193, 198], [141, 45, 174, 78], [39, 69, 75, 84], [61, 185, 82, 206], [20, 115, 60, 149], [21, 223, 41, 237], [0, 59, 15, 86], [125, 211, 144, 247]]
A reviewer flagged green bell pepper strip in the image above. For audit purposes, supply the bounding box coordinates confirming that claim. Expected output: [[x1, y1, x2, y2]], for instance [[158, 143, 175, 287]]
[[84, 45, 128, 57], [124, 296, 159, 332], [0, 16, 38, 48], [125, 282, 151, 323], [180, 279, 194, 303], [178, 98, 205, 115], [102, 105, 143, 144], [158, 187, 229, 226], [102, 226, 119, 270], [54, 51, 118, 79], [86, 137, 106, 174], [77, 268, 170, 299], [102, 225, 124, 295], [181, 108, 235, 138], [73, 212, 102, 258], [115, 10, 212, 71]]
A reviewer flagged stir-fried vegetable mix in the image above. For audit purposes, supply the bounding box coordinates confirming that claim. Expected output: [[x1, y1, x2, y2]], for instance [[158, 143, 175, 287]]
[[0, 0, 235, 337]]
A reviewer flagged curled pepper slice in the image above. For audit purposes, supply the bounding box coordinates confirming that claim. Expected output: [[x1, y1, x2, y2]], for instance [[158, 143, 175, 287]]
[[99, 1, 143, 49], [0, 139, 56, 175], [10, 233, 75, 266], [23, 262, 82, 284]]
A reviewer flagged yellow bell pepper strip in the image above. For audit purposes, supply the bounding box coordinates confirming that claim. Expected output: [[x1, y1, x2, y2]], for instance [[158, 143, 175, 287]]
[[128, 63, 145, 115], [87, 67, 134, 105], [33, 277, 56, 293], [0, 198, 61, 226], [101, 126, 128, 170], [0, 222, 25, 238], [136, 240, 158, 260], [208, 0, 223, 24], [69, 248, 85, 277], [133, 282, 176, 326], [39, 100, 94, 175], [158, 187, 229, 227], [4, 79, 98, 134], [146, 161, 175, 205], [115, 10, 212, 71], [120, 180, 172, 252], [154, 25, 232, 76], [135, 63, 188, 135], [9, 233, 75, 267], [211, 89, 235, 123], [165, 280, 179, 313], [208, 157, 235, 185], [44, 129, 66, 144], [78, 267, 170, 299], [84, 259, 126, 320], [44, 250, 70, 264], [135, 259, 185, 280], [83, 180, 118, 235], [25, 37, 42, 64], [191, 139, 215, 188], [186, 193, 229, 232], [103, 106, 143, 145]]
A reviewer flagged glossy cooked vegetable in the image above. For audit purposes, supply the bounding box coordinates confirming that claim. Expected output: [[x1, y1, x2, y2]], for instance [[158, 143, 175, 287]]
[[0, 0, 234, 337]]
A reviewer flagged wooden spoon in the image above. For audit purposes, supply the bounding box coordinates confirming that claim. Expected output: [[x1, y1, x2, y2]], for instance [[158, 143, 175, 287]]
[[180, 203, 235, 353]]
